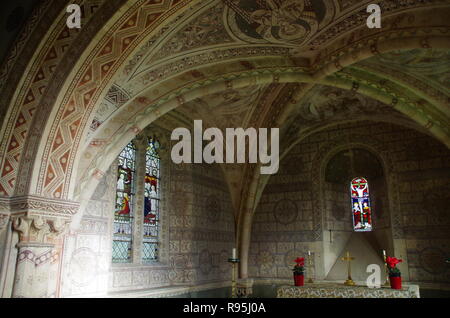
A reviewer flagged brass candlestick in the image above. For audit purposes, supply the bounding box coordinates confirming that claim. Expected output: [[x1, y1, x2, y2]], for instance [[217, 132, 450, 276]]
[[228, 258, 240, 298], [342, 251, 355, 286]]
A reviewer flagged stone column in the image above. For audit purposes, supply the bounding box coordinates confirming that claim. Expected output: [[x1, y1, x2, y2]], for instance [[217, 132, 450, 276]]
[[11, 216, 66, 298]]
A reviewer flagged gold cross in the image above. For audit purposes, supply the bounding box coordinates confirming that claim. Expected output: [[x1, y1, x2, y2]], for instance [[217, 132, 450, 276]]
[[341, 251, 355, 286]]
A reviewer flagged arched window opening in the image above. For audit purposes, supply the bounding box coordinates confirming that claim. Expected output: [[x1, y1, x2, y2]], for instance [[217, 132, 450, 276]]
[[143, 137, 161, 262], [113, 141, 136, 263], [351, 177, 372, 232]]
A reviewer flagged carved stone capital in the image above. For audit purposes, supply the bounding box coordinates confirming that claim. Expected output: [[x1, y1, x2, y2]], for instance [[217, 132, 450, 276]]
[[12, 215, 69, 245], [0, 195, 79, 239]]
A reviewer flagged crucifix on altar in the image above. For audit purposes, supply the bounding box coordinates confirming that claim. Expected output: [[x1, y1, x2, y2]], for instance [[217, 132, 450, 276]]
[[341, 251, 355, 286]]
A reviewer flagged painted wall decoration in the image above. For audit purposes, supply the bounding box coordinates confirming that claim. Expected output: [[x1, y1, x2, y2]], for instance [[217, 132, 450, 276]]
[[273, 199, 298, 225], [419, 247, 447, 275], [205, 195, 221, 224], [198, 249, 213, 275], [0, 0, 449, 297]]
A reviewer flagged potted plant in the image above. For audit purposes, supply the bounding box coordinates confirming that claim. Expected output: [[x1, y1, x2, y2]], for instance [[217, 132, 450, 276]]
[[293, 257, 305, 286], [386, 256, 402, 289]]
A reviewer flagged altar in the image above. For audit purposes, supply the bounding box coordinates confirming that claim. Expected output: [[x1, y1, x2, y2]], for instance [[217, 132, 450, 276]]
[[277, 283, 420, 298]]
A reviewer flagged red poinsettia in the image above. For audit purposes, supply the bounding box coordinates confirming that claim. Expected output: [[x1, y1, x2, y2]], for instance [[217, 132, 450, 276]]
[[386, 256, 402, 277], [386, 256, 402, 268], [295, 257, 305, 266], [293, 257, 305, 275]]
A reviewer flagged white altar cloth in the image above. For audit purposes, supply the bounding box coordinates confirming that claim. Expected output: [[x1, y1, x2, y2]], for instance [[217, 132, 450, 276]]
[[277, 283, 420, 298]]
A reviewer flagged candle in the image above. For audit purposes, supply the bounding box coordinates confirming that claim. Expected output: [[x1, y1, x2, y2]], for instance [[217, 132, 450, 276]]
[[308, 251, 311, 256], [232, 248, 236, 259]]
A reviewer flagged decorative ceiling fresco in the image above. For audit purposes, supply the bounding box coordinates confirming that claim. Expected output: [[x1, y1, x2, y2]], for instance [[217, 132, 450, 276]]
[[86, 0, 450, 144], [0, 0, 448, 289], [87, 84, 131, 140], [179, 84, 269, 129], [152, 1, 234, 63], [290, 84, 413, 125], [0, 0, 448, 270], [223, 0, 332, 46], [361, 49, 450, 94], [277, 83, 432, 163]]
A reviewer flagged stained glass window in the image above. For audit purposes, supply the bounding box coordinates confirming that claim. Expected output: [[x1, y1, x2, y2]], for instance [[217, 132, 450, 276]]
[[350, 177, 372, 232], [112, 142, 136, 263], [143, 137, 161, 262]]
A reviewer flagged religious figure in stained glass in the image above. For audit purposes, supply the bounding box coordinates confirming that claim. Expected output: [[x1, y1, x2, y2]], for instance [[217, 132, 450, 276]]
[[112, 142, 136, 262], [116, 165, 133, 216], [117, 193, 130, 216], [144, 174, 158, 225], [143, 137, 161, 261], [350, 177, 372, 232]]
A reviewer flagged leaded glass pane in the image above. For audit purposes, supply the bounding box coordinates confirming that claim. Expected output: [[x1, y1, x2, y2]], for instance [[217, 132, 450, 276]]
[[143, 137, 160, 262], [113, 142, 136, 263], [112, 240, 132, 263], [351, 177, 373, 232], [143, 242, 158, 261]]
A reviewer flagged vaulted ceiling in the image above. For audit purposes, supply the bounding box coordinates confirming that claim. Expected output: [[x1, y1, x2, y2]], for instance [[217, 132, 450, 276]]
[[86, 0, 449, 144], [0, 0, 448, 230]]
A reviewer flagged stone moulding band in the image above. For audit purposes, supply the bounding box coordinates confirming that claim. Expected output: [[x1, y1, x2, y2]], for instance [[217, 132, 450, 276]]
[[0, 195, 80, 217], [16, 242, 55, 248]]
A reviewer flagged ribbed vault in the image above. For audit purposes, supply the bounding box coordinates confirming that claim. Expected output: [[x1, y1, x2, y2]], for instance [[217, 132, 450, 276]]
[[0, 0, 449, 282]]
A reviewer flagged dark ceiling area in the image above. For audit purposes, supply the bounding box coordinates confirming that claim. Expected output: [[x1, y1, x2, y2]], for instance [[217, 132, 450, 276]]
[[325, 148, 384, 184], [0, 0, 43, 64]]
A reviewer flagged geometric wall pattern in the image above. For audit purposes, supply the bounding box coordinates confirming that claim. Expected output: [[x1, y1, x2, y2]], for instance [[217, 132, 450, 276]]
[[251, 121, 450, 283], [58, 124, 235, 296], [0, 0, 447, 203], [0, 0, 106, 197], [0, 0, 449, 297]]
